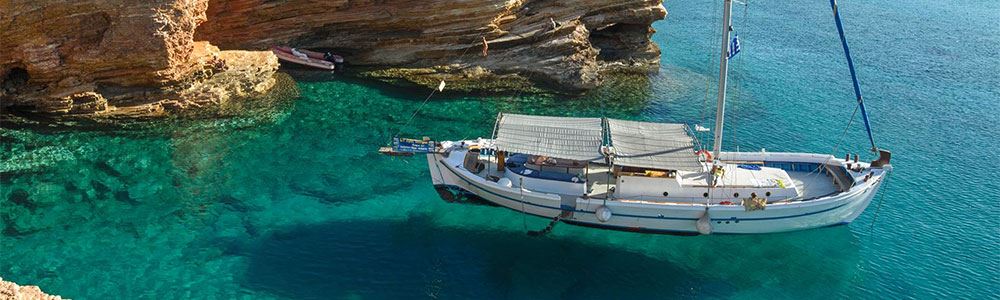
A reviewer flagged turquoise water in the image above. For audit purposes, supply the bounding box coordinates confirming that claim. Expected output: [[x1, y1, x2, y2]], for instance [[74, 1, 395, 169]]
[[2, 0, 999, 298]]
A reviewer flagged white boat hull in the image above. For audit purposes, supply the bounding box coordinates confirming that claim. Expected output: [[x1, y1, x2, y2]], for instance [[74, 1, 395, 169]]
[[426, 149, 889, 235]]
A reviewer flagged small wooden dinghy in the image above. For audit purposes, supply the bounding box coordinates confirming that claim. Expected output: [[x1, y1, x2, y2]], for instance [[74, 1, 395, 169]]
[[271, 46, 341, 70]]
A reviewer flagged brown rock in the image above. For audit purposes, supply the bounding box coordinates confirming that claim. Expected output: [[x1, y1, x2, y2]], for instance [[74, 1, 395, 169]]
[[0, 277, 64, 300], [1, 0, 664, 118], [197, 0, 667, 93], [0, 0, 278, 117]]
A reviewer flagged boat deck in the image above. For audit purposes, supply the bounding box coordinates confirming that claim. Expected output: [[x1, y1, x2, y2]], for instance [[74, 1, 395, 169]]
[[585, 164, 614, 198], [679, 164, 792, 188], [786, 171, 839, 199], [470, 154, 840, 203]]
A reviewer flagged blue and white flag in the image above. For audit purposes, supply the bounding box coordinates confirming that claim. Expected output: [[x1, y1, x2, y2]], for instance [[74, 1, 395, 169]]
[[728, 34, 741, 59]]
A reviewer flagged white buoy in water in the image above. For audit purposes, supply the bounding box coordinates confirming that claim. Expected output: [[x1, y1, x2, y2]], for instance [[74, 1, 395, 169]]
[[696, 208, 713, 235], [596, 205, 612, 222]]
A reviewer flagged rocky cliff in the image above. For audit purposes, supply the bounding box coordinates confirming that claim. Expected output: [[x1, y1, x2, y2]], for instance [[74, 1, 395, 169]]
[[197, 0, 666, 92], [0, 278, 63, 300], [1, 0, 665, 117], [0, 0, 278, 117]]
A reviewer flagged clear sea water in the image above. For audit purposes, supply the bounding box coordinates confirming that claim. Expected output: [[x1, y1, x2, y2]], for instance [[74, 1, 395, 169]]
[[2, 0, 998, 298]]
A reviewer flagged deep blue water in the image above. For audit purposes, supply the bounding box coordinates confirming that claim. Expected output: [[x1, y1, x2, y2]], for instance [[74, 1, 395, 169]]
[[2, 0, 998, 299]]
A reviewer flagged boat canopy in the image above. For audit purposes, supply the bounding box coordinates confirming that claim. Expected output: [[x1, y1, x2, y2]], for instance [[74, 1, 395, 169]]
[[493, 114, 605, 162], [491, 113, 703, 171], [606, 119, 703, 171]]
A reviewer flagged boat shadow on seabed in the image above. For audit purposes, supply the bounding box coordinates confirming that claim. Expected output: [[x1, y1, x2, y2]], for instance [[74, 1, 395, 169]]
[[433, 184, 498, 207], [239, 215, 863, 298]]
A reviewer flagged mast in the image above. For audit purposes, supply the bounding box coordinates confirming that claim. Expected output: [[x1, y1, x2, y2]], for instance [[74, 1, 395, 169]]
[[830, 0, 877, 151], [711, 0, 734, 160]]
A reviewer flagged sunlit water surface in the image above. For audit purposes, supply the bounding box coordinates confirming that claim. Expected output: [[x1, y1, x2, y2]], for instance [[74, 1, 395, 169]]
[[2, 0, 998, 298]]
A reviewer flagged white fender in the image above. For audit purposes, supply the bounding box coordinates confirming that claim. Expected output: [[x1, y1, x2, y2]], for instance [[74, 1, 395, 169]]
[[696, 208, 713, 235], [497, 177, 512, 188], [596, 205, 612, 223]]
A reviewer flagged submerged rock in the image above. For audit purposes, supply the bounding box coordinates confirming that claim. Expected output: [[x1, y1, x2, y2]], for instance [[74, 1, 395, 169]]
[[8, 189, 35, 212]]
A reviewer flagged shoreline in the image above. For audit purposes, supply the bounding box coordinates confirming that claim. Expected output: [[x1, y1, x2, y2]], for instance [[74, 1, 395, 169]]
[[2, 0, 666, 120], [1, 278, 63, 300]]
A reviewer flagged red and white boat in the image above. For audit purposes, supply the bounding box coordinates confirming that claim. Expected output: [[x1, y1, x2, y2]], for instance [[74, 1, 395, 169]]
[[271, 46, 343, 70]]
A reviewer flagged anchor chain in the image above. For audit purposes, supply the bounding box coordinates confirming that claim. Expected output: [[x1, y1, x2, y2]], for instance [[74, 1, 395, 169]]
[[528, 215, 562, 236]]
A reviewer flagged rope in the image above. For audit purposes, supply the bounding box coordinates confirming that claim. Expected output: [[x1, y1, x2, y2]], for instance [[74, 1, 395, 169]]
[[390, 32, 490, 141], [831, 104, 860, 159], [528, 215, 561, 237], [806, 104, 860, 180], [809, 0, 865, 178], [697, 0, 724, 146], [520, 177, 527, 232], [393, 89, 440, 140], [868, 172, 891, 233], [729, 0, 750, 151]]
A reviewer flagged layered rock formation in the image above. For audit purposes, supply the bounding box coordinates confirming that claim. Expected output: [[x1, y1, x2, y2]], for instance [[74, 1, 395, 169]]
[[197, 0, 666, 92], [0, 278, 63, 300], [0, 0, 278, 117], [1, 0, 664, 117]]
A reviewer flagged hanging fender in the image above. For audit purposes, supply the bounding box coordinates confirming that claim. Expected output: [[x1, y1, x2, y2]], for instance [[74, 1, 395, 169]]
[[596, 205, 612, 222]]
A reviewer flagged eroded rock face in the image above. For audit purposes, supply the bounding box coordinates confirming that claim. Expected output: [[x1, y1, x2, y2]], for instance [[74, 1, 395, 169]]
[[1, 0, 664, 117], [0, 0, 278, 116], [0, 278, 63, 300], [196, 0, 666, 92]]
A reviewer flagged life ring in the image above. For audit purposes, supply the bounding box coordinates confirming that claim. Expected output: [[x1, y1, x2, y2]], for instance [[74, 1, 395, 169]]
[[696, 150, 713, 162], [596, 205, 612, 222]]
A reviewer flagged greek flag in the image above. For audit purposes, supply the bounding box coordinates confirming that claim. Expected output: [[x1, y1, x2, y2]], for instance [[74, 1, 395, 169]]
[[728, 34, 741, 59]]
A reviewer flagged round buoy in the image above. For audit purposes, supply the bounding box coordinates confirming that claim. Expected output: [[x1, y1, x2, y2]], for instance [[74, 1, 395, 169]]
[[596, 205, 612, 222], [497, 177, 512, 188], [696, 208, 713, 235]]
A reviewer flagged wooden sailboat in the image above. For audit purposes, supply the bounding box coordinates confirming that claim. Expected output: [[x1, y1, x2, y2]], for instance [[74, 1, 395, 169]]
[[392, 0, 891, 235]]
